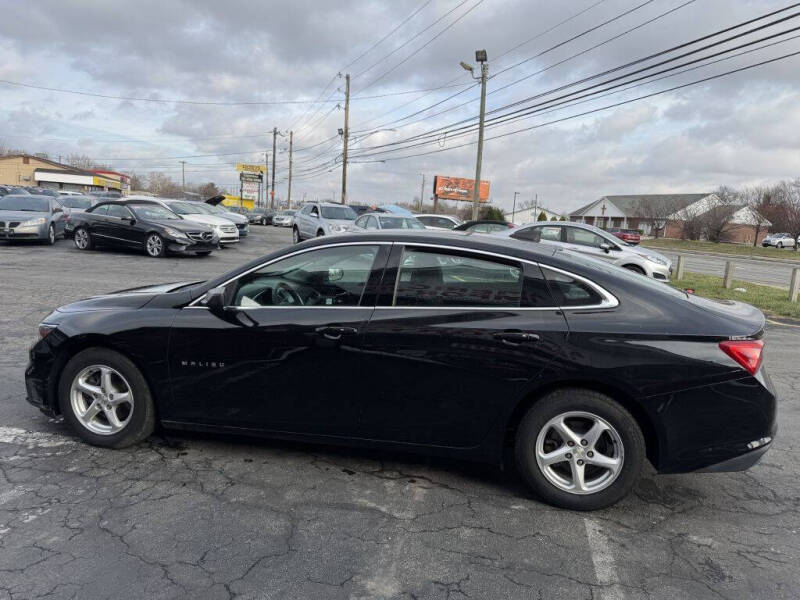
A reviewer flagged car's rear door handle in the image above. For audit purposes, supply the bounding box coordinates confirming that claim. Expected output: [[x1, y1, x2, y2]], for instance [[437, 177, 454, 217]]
[[316, 326, 358, 340], [494, 332, 540, 345]]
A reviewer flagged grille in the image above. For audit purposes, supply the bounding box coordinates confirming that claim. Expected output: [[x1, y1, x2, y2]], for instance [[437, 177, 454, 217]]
[[0, 221, 21, 228], [187, 231, 213, 242], [220, 225, 237, 234]]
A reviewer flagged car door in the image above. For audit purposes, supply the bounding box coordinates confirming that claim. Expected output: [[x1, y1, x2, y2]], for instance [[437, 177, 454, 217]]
[[104, 204, 140, 247], [50, 199, 65, 236], [86, 204, 116, 242], [357, 244, 569, 448], [167, 242, 390, 436], [563, 226, 617, 262]]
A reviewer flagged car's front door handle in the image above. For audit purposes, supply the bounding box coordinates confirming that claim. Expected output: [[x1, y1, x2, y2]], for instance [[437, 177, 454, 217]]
[[316, 326, 358, 340], [494, 332, 541, 345]]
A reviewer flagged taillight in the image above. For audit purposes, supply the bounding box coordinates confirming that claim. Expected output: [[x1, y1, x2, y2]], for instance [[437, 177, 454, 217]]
[[719, 340, 764, 375]]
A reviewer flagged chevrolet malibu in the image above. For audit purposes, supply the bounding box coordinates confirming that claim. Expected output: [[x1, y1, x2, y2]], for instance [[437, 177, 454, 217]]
[[25, 231, 776, 510]]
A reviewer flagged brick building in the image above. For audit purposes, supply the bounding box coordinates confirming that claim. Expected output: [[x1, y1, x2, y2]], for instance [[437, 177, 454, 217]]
[[569, 194, 708, 235], [0, 155, 122, 193]]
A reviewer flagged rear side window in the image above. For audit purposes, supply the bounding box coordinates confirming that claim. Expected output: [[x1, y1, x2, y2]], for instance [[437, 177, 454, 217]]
[[513, 226, 561, 242], [541, 267, 603, 307], [393, 248, 523, 307], [106, 205, 131, 218], [90, 204, 109, 215]]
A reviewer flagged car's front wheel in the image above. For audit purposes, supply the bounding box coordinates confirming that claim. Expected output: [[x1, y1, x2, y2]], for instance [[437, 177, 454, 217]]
[[74, 227, 93, 250], [514, 388, 645, 510], [145, 233, 165, 258], [777, 242, 784, 248], [261, 217, 267, 225], [58, 348, 156, 448], [45, 224, 56, 245]]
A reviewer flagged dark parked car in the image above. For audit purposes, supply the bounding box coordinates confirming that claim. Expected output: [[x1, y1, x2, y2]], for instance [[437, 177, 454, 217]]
[[25, 231, 775, 510], [59, 195, 96, 237], [0, 185, 30, 196], [606, 227, 641, 245], [248, 207, 276, 225], [69, 199, 218, 257], [454, 220, 515, 233], [0, 194, 65, 244]]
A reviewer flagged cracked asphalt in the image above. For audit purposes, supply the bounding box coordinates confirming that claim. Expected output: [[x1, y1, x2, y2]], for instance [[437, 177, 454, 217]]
[[1, 227, 798, 600]]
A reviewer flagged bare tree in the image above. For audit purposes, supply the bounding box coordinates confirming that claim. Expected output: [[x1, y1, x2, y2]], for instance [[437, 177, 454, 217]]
[[195, 182, 221, 199], [778, 178, 800, 251], [698, 186, 740, 242], [740, 186, 772, 246], [64, 154, 97, 170], [635, 197, 675, 238], [146, 172, 182, 198], [128, 172, 145, 191]]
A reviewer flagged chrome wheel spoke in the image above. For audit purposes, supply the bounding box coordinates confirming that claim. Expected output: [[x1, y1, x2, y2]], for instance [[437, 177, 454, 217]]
[[570, 461, 588, 492], [100, 367, 116, 395], [77, 379, 102, 397], [108, 391, 131, 407], [586, 451, 621, 473], [103, 405, 123, 429], [81, 400, 103, 422], [552, 417, 581, 446], [584, 420, 609, 450], [70, 365, 134, 436], [537, 445, 571, 466]]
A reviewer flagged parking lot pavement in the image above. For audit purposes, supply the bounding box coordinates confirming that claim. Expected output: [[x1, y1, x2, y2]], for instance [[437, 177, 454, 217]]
[[657, 248, 798, 288], [1, 227, 798, 600]]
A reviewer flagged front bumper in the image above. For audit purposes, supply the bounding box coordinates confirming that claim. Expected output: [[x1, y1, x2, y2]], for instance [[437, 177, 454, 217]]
[[696, 441, 772, 472], [167, 239, 218, 253], [236, 224, 249, 236], [0, 224, 47, 240]]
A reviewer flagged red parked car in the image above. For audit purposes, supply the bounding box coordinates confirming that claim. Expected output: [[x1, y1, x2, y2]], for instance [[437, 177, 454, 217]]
[[606, 227, 641, 245]]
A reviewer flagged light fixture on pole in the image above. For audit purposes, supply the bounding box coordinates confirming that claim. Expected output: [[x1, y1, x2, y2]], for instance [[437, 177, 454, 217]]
[[461, 50, 489, 220]]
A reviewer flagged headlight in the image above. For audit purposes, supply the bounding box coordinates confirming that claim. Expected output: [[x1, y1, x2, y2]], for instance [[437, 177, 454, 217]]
[[20, 217, 46, 227], [329, 224, 346, 232], [38, 323, 57, 340], [643, 254, 668, 266], [164, 227, 189, 240]]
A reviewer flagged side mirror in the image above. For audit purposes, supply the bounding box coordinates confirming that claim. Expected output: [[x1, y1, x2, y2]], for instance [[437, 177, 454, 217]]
[[202, 286, 227, 315], [599, 243, 611, 253], [53, 207, 63, 214]]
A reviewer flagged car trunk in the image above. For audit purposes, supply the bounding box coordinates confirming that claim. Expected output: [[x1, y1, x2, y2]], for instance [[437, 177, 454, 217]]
[[685, 294, 765, 339]]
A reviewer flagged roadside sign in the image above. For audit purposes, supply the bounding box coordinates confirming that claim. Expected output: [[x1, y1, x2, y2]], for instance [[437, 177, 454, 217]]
[[236, 164, 266, 174], [433, 175, 490, 202]]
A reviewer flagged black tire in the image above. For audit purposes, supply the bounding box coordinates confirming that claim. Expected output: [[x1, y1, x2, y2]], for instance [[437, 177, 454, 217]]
[[58, 348, 156, 448], [45, 224, 56, 245], [292, 227, 301, 244], [74, 227, 93, 250], [514, 388, 645, 511], [316, 229, 325, 237], [145, 232, 166, 258], [777, 242, 783, 249], [195, 251, 212, 256], [261, 217, 267, 225], [623, 264, 646, 275]]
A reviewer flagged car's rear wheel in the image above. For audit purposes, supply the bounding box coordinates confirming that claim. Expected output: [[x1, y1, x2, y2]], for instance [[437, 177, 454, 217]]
[[46, 224, 56, 245], [58, 348, 156, 448], [145, 233, 165, 258], [623, 264, 646, 275], [777, 242, 784, 248], [292, 227, 301, 244], [74, 227, 93, 250], [261, 217, 267, 225], [514, 388, 645, 510]]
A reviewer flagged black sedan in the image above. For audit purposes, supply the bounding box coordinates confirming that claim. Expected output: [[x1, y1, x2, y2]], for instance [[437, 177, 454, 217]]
[[25, 231, 776, 510], [69, 199, 219, 257]]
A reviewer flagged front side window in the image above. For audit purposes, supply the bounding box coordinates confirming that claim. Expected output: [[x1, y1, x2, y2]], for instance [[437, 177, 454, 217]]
[[89, 204, 109, 215], [106, 204, 131, 219], [228, 245, 379, 308], [130, 204, 180, 221], [393, 248, 525, 307], [320, 205, 356, 220], [566, 227, 609, 248], [310, 205, 319, 217]]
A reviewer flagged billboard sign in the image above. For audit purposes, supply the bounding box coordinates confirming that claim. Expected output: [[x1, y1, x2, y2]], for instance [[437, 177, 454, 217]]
[[433, 175, 490, 202], [236, 163, 266, 174]]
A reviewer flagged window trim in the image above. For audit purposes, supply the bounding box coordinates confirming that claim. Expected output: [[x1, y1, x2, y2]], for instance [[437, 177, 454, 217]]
[[187, 241, 618, 311]]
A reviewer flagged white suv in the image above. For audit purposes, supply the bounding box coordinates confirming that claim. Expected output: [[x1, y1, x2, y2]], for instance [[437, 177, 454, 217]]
[[292, 202, 359, 243]]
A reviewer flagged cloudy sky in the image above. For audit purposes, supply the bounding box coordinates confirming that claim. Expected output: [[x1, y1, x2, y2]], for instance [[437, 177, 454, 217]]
[[1, 0, 798, 213]]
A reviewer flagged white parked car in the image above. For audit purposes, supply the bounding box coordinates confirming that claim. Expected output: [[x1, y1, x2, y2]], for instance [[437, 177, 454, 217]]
[[131, 196, 239, 245], [272, 209, 296, 227], [415, 214, 462, 230], [497, 221, 673, 281], [292, 202, 360, 243], [762, 232, 797, 249]]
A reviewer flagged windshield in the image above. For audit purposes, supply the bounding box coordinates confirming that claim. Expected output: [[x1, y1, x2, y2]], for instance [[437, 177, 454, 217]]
[[60, 197, 92, 209], [130, 203, 181, 220], [0, 196, 49, 211], [278, 210, 295, 216], [166, 202, 203, 215], [379, 216, 425, 229], [320, 206, 356, 220]]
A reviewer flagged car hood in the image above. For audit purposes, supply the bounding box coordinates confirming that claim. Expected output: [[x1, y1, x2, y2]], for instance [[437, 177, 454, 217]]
[[0, 210, 48, 221], [628, 245, 669, 263], [54, 281, 200, 314], [220, 212, 248, 224], [176, 214, 232, 227], [327, 218, 359, 230], [152, 219, 213, 233]]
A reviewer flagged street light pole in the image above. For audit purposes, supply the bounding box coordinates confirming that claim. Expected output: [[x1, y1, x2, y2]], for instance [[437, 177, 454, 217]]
[[271, 127, 277, 209], [419, 173, 426, 211], [180, 161, 186, 195], [341, 73, 350, 205], [287, 130, 293, 209], [462, 51, 488, 221], [512, 191, 519, 224]]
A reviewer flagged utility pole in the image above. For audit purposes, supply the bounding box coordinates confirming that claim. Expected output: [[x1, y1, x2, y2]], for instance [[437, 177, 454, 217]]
[[418, 173, 426, 211], [287, 131, 293, 209], [264, 151, 269, 208], [472, 53, 488, 221], [180, 161, 186, 194], [512, 191, 519, 224], [340, 73, 350, 205], [271, 127, 277, 209]]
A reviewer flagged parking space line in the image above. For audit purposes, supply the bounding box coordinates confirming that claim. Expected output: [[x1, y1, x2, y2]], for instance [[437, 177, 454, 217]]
[[584, 518, 626, 600]]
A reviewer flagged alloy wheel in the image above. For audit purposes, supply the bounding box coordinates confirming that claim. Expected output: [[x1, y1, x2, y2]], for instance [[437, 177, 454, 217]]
[[535, 411, 624, 495], [48, 224, 55, 244], [146, 234, 163, 257], [75, 229, 89, 249], [69, 365, 134, 435]]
